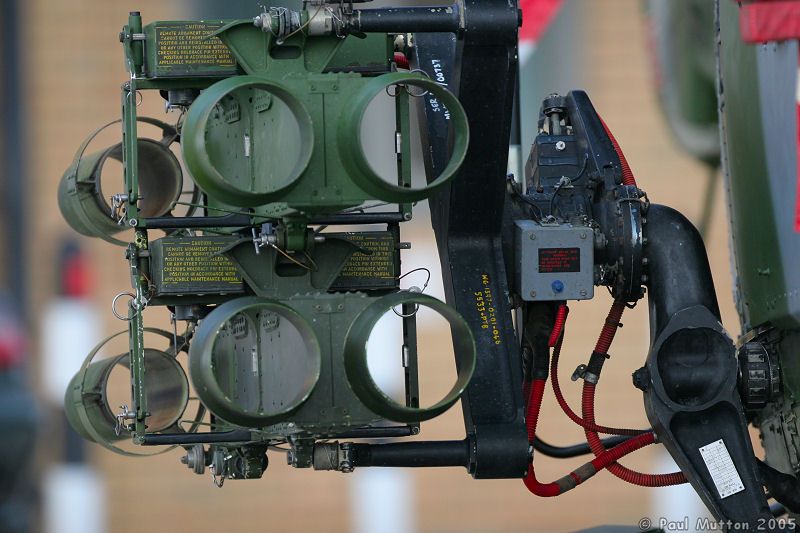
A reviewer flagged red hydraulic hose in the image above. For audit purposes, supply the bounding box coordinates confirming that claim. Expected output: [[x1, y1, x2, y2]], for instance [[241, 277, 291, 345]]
[[393, 52, 410, 70], [581, 300, 687, 486], [525, 379, 546, 443], [595, 299, 626, 354], [548, 304, 569, 347], [583, 382, 687, 486], [593, 112, 686, 485], [550, 342, 644, 436], [524, 378, 657, 497], [549, 302, 644, 436], [600, 117, 637, 187]]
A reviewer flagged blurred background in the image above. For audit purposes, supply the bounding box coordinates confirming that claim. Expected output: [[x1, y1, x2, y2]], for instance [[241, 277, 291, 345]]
[[0, 0, 736, 531]]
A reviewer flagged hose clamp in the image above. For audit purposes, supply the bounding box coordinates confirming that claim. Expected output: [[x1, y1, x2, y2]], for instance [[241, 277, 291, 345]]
[[571, 364, 599, 384]]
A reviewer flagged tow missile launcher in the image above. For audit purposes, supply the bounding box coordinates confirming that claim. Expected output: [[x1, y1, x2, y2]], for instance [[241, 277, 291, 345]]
[[60, 5, 476, 480]]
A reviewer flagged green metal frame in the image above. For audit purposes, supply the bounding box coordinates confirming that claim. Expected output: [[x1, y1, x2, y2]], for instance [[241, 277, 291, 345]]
[[99, 10, 475, 447]]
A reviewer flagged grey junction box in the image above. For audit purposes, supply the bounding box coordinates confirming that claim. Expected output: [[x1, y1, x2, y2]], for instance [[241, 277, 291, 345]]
[[515, 220, 594, 301]]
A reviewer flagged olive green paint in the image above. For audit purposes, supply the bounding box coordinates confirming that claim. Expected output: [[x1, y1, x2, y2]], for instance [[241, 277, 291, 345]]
[[718, 0, 792, 329]]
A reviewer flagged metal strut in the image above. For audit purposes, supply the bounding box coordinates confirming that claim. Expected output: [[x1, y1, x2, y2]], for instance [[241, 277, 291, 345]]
[[415, 0, 528, 479]]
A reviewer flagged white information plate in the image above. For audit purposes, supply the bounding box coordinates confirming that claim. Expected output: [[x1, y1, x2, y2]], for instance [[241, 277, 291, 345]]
[[699, 439, 745, 499]]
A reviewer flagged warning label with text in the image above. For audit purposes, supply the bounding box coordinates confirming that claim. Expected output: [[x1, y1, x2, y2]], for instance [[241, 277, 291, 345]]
[[152, 22, 237, 77], [538, 247, 581, 273], [152, 238, 244, 295], [330, 232, 398, 290]]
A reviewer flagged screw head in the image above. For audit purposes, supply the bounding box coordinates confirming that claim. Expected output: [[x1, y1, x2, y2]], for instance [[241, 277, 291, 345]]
[[555, 140, 566, 151], [529, 233, 536, 240], [579, 289, 588, 297], [530, 290, 537, 298]]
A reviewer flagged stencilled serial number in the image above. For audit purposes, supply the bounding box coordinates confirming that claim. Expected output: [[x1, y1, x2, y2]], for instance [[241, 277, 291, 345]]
[[426, 58, 451, 120], [475, 274, 502, 345]]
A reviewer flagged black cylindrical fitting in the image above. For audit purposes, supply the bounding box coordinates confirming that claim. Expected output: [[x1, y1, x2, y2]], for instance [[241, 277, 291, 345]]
[[141, 429, 252, 445], [533, 434, 633, 459], [352, 439, 470, 468], [353, 6, 461, 34], [145, 213, 252, 229], [309, 212, 405, 225], [335, 426, 414, 439], [644, 204, 721, 337], [586, 351, 609, 380]]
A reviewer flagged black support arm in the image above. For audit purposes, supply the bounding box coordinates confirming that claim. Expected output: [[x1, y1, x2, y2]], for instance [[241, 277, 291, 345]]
[[641, 204, 772, 523]]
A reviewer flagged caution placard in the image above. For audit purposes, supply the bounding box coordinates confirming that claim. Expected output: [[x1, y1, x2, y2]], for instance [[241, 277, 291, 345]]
[[148, 21, 238, 78], [150, 237, 244, 295], [330, 232, 399, 291]]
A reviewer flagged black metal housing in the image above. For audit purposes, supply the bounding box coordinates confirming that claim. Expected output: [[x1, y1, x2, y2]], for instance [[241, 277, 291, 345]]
[[641, 204, 772, 523]]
